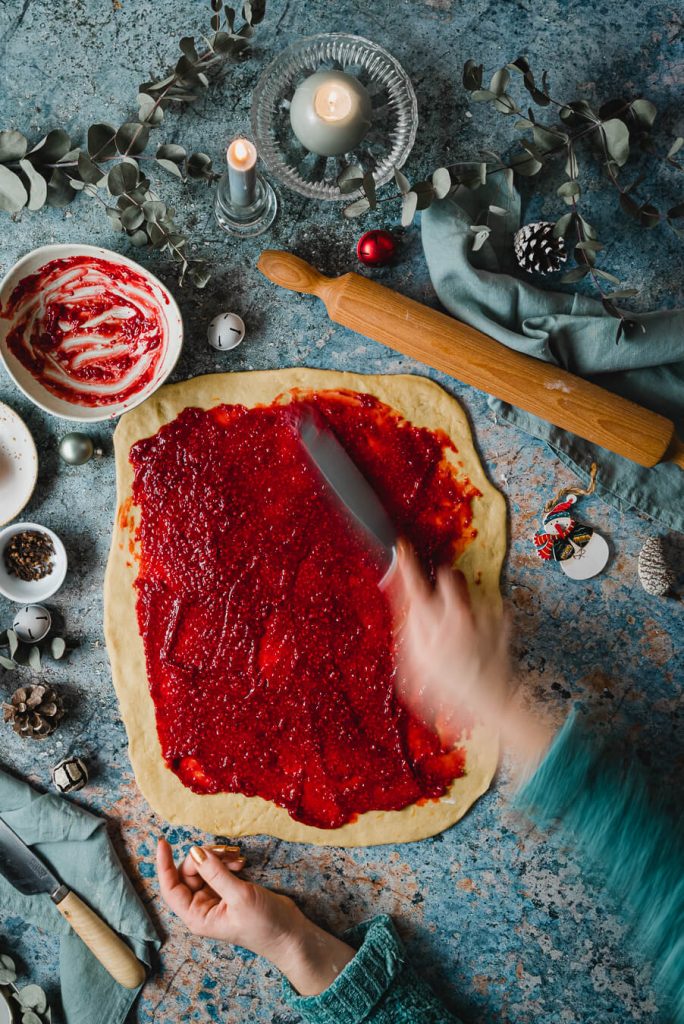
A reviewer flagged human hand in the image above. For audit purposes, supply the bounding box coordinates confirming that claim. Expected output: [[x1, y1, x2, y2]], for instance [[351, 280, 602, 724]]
[[390, 543, 552, 765], [156, 838, 354, 995]]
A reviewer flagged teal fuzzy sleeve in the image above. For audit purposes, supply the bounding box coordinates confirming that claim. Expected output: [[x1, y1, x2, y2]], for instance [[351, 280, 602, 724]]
[[282, 915, 459, 1024], [515, 708, 684, 1022]]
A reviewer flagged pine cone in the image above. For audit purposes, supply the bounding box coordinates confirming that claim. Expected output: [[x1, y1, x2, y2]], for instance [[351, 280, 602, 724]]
[[514, 220, 567, 274], [3, 684, 64, 739]]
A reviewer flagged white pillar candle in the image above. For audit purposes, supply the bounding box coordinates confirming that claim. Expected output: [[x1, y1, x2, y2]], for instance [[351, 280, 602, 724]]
[[289, 70, 372, 157], [227, 138, 257, 207]]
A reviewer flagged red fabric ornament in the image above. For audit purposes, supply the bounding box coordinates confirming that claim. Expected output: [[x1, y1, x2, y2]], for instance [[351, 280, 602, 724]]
[[356, 229, 397, 267]]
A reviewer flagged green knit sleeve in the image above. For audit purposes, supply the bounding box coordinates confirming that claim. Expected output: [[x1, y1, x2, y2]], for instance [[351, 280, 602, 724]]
[[281, 914, 460, 1024], [514, 707, 684, 1023]]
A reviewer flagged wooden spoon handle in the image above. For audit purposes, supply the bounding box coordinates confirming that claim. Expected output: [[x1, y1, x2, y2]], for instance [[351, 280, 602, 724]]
[[55, 890, 147, 989]]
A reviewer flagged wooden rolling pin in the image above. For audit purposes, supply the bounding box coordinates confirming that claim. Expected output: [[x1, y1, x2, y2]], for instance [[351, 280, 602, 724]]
[[257, 250, 684, 470]]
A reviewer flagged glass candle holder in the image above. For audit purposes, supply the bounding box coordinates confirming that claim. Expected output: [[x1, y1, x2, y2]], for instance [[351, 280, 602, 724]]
[[252, 33, 418, 201], [214, 170, 277, 237]]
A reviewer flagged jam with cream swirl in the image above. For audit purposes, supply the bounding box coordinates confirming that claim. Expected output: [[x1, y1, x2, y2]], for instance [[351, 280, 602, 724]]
[[2, 255, 169, 408]]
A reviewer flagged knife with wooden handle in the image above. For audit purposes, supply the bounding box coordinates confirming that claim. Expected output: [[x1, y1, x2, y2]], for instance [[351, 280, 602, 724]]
[[0, 816, 147, 990], [257, 250, 684, 471]]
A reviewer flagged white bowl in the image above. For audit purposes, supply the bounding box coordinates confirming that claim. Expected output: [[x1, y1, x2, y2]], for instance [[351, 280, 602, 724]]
[[0, 243, 183, 423], [0, 521, 68, 602]]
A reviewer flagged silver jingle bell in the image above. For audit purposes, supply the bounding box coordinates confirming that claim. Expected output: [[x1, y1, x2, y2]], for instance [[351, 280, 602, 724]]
[[59, 432, 103, 466], [207, 312, 246, 351], [51, 755, 89, 794], [12, 603, 52, 643]]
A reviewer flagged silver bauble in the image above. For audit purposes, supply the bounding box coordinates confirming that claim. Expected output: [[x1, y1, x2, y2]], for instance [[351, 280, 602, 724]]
[[59, 432, 102, 465], [638, 536, 675, 597]]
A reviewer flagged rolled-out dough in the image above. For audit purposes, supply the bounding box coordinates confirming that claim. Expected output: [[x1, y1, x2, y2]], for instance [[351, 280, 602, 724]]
[[104, 369, 506, 846]]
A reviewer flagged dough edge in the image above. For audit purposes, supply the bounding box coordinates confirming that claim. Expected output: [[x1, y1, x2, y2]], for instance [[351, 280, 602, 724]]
[[104, 368, 506, 846]]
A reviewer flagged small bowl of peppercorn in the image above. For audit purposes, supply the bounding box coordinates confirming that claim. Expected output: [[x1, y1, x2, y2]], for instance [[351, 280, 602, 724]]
[[0, 522, 67, 603]]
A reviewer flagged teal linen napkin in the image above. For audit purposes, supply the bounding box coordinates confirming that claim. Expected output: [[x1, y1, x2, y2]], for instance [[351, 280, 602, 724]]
[[421, 180, 684, 531], [0, 767, 160, 1024]]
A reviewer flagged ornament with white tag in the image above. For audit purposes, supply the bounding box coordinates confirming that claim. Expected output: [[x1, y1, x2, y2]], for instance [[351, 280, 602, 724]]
[[532, 465, 609, 580]]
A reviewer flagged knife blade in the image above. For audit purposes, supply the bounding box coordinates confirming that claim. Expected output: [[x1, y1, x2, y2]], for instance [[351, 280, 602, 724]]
[[297, 410, 398, 583], [0, 817, 65, 899], [0, 816, 146, 989]]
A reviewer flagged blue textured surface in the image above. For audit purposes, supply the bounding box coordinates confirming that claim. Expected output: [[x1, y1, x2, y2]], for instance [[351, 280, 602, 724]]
[[0, 2, 682, 1022]]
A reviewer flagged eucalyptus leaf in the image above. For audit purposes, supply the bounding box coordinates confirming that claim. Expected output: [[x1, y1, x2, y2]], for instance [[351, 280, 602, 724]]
[[607, 288, 639, 299], [156, 158, 184, 178], [121, 205, 144, 230], [107, 162, 139, 196], [667, 202, 684, 219], [106, 209, 122, 234], [638, 203, 660, 229], [489, 68, 509, 96], [619, 192, 640, 219], [187, 151, 212, 178], [213, 32, 237, 54], [28, 129, 71, 165], [18, 159, 48, 211], [557, 179, 581, 204], [157, 144, 186, 163], [28, 646, 41, 672], [394, 167, 410, 194], [575, 239, 604, 252], [46, 168, 76, 207], [667, 137, 684, 159], [432, 167, 451, 199], [50, 636, 66, 660], [509, 150, 542, 177], [188, 264, 211, 288], [629, 98, 657, 129], [362, 171, 376, 209], [493, 94, 518, 115], [137, 93, 164, 126], [15, 984, 47, 1012], [601, 118, 629, 167], [143, 200, 167, 221], [129, 229, 149, 246], [401, 190, 418, 227], [77, 152, 103, 185], [7, 630, 18, 657], [0, 165, 28, 212], [116, 122, 150, 157], [87, 123, 118, 161], [0, 129, 27, 162], [565, 147, 579, 179], [594, 268, 622, 284], [0, 655, 16, 670], [146, 221, 168, 248], [462, 59, 483, 92], [21, 1013, 43, 1024], [343, 196, 371, 219], [561, 265, 591, 283], [179, 36, 199, 61], [470, 89, 496, 102]]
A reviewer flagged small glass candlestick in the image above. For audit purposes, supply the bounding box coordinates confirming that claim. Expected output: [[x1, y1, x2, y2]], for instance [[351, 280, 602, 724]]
[[214, 171, 277, 237]]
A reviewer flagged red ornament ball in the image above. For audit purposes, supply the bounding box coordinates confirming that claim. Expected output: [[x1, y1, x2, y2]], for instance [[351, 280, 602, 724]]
[[356, 229, 397, 268]]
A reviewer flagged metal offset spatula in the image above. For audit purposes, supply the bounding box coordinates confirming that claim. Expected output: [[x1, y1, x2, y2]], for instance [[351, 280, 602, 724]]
[[0, 816, 146, 989], [297, 410, 398, 585]]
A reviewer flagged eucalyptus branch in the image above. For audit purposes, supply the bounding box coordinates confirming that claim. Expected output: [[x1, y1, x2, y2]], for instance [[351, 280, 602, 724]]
[[342, 54, 684, 333], [0, 0, 267, 288]]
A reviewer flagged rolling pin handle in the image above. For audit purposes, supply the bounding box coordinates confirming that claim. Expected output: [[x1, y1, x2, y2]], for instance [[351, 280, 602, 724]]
[[257, 250, 333, 300]]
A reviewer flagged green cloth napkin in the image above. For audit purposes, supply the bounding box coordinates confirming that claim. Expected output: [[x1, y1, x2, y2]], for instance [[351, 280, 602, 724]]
[[421, 180, 684, 531], [0, 767, 159, 1024]]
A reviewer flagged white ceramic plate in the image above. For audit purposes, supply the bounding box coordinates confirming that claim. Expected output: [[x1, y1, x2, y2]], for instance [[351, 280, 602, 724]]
[[0, 243, 184, 423], [0, 521, 68, 602], [0, 403, 38, 527]]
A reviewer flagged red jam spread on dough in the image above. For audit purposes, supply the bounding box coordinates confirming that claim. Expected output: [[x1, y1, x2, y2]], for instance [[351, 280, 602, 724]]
[[1, 256, 168, 407], [129, 389, 481, 829]]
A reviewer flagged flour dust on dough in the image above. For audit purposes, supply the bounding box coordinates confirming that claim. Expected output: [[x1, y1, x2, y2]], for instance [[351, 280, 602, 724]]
[[104, 369, 506, 846]]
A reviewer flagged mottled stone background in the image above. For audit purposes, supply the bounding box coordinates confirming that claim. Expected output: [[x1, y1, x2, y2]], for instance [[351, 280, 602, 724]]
[[0, 1, 682, 1021]]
